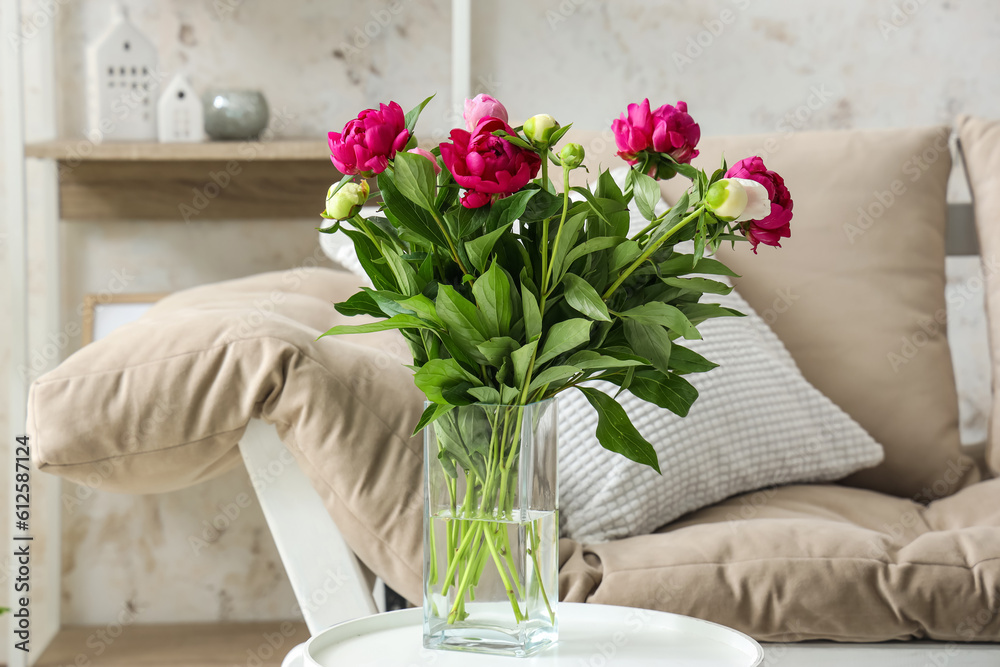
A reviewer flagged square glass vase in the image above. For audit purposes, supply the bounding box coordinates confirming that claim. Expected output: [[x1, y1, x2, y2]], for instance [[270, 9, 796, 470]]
[[422, 399, 559, 657]]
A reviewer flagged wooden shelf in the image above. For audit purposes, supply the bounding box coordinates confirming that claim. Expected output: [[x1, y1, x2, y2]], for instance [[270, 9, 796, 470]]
[[25, 139, 330, 162], [34, 621, 310, 667]]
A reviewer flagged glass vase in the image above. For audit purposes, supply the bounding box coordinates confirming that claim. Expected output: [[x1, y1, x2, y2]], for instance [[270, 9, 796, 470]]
[[422, 399, 559, 657]]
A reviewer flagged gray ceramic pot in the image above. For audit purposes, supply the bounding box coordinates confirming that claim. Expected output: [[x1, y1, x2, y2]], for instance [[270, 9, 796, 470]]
[[203, 89, 270, 140]]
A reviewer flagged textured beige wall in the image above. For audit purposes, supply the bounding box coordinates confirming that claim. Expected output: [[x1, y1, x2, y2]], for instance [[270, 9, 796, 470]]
[[1, 0, 996, 625]]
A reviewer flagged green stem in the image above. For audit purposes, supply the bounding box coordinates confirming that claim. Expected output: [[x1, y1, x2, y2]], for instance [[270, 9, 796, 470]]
[[428, 208, 469, 275], [483, 524, 525, 623], [528, 522, 555, 624], [543, 166, 572, 295], [603, 205, 705, 300]]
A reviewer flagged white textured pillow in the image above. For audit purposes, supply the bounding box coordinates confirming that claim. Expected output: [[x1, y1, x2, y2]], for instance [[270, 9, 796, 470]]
[[557, 282, 884, 545]]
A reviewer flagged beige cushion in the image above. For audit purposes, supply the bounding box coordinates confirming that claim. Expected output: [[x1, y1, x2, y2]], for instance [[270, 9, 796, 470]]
[[560, 477, 1000, 642], [656, 127, 977, 499], [27, 268, 426, 603], [957, 115, 1000, 475]]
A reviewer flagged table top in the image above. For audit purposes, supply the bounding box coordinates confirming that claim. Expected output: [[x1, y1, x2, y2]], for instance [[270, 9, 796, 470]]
[[293, 603, 762, 666]]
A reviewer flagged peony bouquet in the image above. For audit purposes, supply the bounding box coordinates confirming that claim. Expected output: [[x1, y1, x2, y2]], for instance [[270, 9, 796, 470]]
[[319, 93, 792, 654]]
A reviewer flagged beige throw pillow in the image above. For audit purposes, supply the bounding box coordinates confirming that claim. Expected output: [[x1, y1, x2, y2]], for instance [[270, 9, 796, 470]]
[[659, 127, 977, 499], [957, 114, 1000, 476]]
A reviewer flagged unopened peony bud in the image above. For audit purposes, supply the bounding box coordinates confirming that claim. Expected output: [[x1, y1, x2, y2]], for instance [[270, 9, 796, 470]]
[[705, 179, 747, 221], [705, 178, 770, 222], [408, 147, 441, 174], [559, 143, 585, 169], [326, 180, 370, 220], [523, 114, 559, 145]]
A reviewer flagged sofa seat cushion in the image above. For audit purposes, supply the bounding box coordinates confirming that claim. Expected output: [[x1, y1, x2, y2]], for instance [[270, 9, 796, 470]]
[[560, 478, 1000, 642]]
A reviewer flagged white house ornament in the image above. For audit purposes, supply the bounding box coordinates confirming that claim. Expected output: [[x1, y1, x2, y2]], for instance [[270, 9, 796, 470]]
[[86, 5, 159, 141], [157, 74, 205, 143]]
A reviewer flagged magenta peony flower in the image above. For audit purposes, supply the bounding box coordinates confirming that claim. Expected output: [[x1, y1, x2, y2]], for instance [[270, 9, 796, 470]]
[[328, 101, 410, 177], [725, 156, 793, 252], [408, 147, 441, 175], [439, 117, 541, 209], [463, 94, 508, 132], [612, 99, 701, 172]]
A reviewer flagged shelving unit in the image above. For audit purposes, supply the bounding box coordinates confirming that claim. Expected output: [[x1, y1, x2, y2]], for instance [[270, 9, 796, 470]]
[[4, 1, 473, 664], [24, 139, 328, 161]]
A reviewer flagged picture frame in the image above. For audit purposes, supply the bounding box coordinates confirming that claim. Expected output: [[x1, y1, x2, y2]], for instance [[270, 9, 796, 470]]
[[80, 292, 169, 346]]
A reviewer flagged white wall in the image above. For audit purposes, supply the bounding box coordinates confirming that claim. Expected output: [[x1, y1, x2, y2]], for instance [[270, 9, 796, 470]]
[[0, 0, 996, 625]]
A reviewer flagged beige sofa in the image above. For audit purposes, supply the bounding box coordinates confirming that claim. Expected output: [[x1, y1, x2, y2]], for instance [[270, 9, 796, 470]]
[[27, 120, 1000, 657]]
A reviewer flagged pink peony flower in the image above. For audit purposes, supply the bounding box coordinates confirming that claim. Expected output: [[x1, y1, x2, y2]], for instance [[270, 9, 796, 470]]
[[328, 101, 410, 177], [408, 147, 441, 174], [725, 156, 793, 252], [612, 99, 701, 170], [439, 117, 541, 209], [463, 94, 508, 132]]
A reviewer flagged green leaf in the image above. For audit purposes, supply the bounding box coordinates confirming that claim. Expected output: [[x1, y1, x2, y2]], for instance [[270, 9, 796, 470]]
[[550, 211, 588, 280], [334, 290, 383, 318], [393, 150, 438, 212], [456, 205, 491, 237], [472, 261, 513, 338], [413, 358, 480, 405], [678, 302, 743, 326], [397, 294, 440, 323], [562, 273, 611, 321], [668, 344, 719, 374], [319, 313, 438, 339], [578, 387, 660, 473], [465, 225, 508, 273], [631, 171, 661, 221], [660, 254, 739, 277], [467, 386, 502, 404], [595, 168, 626, 204], [624, 320, 673, 375], [653, 192, 690, 240], [377, 173, 445, 247], [511, 340, 538, 388], [435, 286, 488, 363], [611, 240, 641, 272], [488, 189, 538, 232], [548, 122, 573, 146], [536, 318, 592, 364], [412, 402, 454, 436], [627, 370, 699, 417], [563, 236, 625, 269], [619, 302, 700, 340], [404, 94, 435, 134], [528, 365, 580, 393], [520, 188, 562, 223], [661, 276, 733, 295], [477, 336, 519, 367], [522, 283, 542, 341], [380, 243, 419, 295], [565, 350, 647, 370]]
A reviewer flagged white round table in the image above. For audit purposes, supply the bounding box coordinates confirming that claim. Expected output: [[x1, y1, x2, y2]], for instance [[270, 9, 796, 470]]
[[283, 603, 762, 666]]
